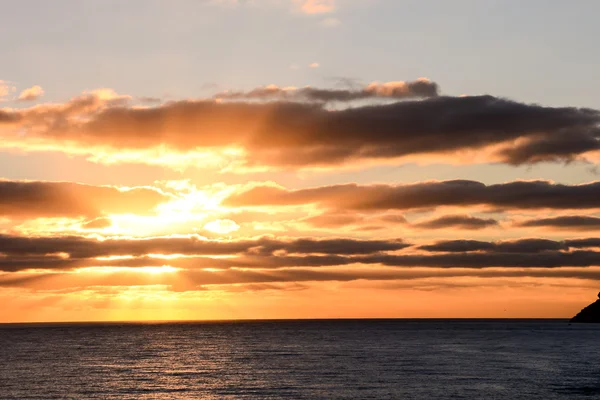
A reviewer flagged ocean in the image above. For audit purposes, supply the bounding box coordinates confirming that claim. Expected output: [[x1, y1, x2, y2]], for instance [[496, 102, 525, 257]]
[[1, 319, 599, 399]]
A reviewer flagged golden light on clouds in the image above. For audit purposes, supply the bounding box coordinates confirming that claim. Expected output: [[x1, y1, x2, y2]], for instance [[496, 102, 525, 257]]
[[17, 85, 44, 101], [1, 76, 600, 322], [204, 219, 240, 234]]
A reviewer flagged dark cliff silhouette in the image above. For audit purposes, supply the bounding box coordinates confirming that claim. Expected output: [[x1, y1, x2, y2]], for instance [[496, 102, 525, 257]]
[[571, 292, 600, 323]]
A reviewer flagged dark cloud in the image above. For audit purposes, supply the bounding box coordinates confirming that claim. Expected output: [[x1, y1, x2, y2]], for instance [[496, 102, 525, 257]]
[[413, 214, 498, 230], [2, 233, 600, 272], [420, 238, 600, 253], [0, 110, 21, 123], [0, 180, 169, 218], [180, 266, 600, 288], [564, 238, 600, 248], [4, 265, 600, 292], [517, 215, 600, 230], [302, 211, 407, 228], [0, 234, 409, 272], [419, 240, 495, 253], [214, 79, 439, 102], [251, 237, 409, 255], [3, 91, 600, 168], [365, 251, 600, 269], [226, 180, 600, 211]]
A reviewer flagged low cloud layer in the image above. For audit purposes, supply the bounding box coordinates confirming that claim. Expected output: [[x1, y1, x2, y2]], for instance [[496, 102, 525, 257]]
[[215, 79, 439, 102], [419, 238, 600, 253], [3, 266, 600, 292], [413, 214, 498, 230], [0, 180, 169, 219], [0, 234, 410, 272], [517, 215, 600, 230], [1, 86, 600, 169], [1, 233, 600, 273], [225, 180, 600, 211]]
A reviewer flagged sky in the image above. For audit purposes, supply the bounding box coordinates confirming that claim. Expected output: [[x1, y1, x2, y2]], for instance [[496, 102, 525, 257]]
[[1, 0, 600, 322]]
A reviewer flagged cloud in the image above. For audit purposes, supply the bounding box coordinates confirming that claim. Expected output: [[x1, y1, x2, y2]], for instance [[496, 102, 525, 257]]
[[225, 180, 600, 212], [302, 212, 366, 228], [419, 237, 600, 253], [419, 239, 567, 253], [0, 80, 15, 102], [419, 240, 494, 253], [4, 265, 600, 292], [0, 179, 169, 219], [0, 82, 9, 98], [358, 251, 600, 269], [2, 232, 600, 273], [302, 211, 407, 228], [2, 89, 600, 170], [214, 78, 439, 102], [517, 215, 600, 231], [0, 234, 411, 272], [17, 85, 44, 101], [562, 238, 600, 248], [413, 214, 498, 230], [298, 0, 335, 14]]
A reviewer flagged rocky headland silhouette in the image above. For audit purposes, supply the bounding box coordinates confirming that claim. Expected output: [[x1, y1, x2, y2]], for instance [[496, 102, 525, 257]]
[[571, 292, 600, 323]]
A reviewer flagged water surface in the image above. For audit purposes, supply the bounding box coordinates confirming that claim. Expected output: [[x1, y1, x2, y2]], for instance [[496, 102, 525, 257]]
[[1, 319, 599, 399]]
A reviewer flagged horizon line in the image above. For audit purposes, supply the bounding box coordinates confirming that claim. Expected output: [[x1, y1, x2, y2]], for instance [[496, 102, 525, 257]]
[[0, 317, 573, 326]]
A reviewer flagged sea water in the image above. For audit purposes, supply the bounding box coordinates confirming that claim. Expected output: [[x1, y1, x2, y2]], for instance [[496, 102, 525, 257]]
[[1, 319, 599, 399]]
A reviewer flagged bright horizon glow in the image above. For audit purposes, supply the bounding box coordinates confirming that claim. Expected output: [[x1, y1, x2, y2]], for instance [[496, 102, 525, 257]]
[[1, 0, 600, 322]]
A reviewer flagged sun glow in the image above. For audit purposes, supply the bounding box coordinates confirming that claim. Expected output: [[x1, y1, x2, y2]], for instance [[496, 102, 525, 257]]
[[137, 266, 180, 274], [99, 182, 239, 236], [77, 266, 180, 274]]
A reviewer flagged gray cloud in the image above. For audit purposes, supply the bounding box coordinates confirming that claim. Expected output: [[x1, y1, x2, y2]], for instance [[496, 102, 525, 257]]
[[413, 214, 498, 230], [215, 79, 439, 102], [2, 92, 600, 168], [1, 233, 600, 272], [0, 234, 410, 272], [226, 180, 600, 211], [563, 238, 600, 248], [0, 180, 169, 218], [420, 238, 600, 253], [3, 265, 600, 292], [365, 251, 600, 269], [419, 240, 495, 253], [517, 215, 600, 230]]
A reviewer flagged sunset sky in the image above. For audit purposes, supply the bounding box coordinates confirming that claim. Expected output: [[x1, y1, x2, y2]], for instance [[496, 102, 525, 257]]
[[2, 0, 600, 322]]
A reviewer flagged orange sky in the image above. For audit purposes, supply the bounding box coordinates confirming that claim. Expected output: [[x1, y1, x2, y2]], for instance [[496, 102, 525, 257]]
[[2, 1, 600, 322]]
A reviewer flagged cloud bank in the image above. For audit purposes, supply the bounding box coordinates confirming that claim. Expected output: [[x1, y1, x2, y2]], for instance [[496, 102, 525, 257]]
[[214, 79, 439, 102], [1, 84, 600, 170], [0, 180, 169, 219], [1, 233, 600, 272], [225, 180, 600, 211], [517, 216, 600, 230]]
